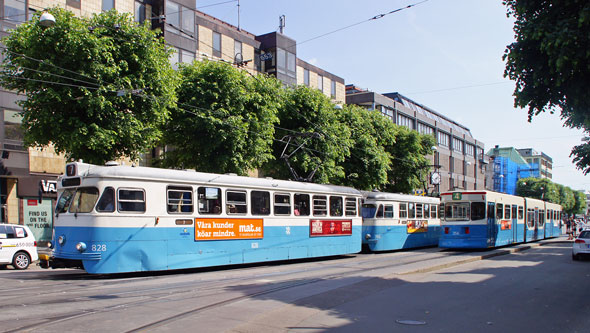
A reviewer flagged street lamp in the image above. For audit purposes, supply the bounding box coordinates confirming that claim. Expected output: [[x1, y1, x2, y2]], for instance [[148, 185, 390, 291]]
[[39, 12, 56, 27]]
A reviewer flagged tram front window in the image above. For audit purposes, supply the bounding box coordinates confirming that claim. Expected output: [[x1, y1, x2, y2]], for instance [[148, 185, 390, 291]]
[[362, 204, 377, 218], [444, 203, 470, 221], [56, 189, 75, 214], [68, 187, 99, 213]]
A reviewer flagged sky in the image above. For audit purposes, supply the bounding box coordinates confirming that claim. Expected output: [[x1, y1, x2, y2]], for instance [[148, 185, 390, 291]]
[[197, 0, 589, 192]]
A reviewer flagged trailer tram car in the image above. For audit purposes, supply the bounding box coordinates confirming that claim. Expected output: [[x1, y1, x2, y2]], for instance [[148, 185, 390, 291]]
[[439, 190, 562, 249], [41, 162, 363, 274], [361, 192, 441, 251]]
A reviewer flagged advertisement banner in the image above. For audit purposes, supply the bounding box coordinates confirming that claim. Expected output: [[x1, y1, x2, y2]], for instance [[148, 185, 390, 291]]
[[407, 220, 428, 233], [309, 219, 353, 237], [195, 218, 263, 241], [23, 198, 53, 242]]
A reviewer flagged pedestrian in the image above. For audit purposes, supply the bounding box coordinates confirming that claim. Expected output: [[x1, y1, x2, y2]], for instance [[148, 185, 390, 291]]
[[567, 218, 573, 240]]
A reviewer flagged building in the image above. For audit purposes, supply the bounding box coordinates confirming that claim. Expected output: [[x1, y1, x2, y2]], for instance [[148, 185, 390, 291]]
[[517, 148, 553, 179], [486, 146, 543, 195], [0, 0, 346, 241], [345, 85, 488, 194]]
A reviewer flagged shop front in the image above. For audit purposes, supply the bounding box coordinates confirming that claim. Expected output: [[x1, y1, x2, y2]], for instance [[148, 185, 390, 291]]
[[17, 176, 58, 246]]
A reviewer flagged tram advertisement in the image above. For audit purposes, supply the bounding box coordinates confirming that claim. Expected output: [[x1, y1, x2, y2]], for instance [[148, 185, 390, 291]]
[[309, 220, 353, 237], [194, 218, 263, 240], [407, 220, 428, 233]]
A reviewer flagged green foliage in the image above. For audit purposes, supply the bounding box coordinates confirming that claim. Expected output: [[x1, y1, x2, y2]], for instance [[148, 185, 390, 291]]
[[382, 126, 435, 194], [158, 60, 282, 175], [262, 85, 352, 183], [516, 177, 586, 214], [0, 8, 177, 164], [503, 1, 590, 173], [334, 105, 392, 190]]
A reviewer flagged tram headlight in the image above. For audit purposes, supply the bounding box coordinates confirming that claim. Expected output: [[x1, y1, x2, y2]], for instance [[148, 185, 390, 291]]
[[365, 233, 371, 240], [58, 235, 66, 245], [76, 242, 87, 252], [47, 241, 53, 249]]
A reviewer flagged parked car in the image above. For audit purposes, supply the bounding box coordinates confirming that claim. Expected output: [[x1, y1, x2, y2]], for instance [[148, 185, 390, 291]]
[[572, 229, 590, 260], [0, 224, 38, 269]]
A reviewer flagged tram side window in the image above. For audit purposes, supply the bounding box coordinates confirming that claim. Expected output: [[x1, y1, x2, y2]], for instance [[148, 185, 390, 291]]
[[471, 202, 486, 220], [518, 206, 524, 219], [330, 196, 343, 216], [69, 187, 99, 213], [399, 203, 408, 218], [118, 188, 146, 212], [512, 206, 517, 220], [198, 187, 222, 214], [294, 193, 310, 216], [226, 190, 247, 215], [362, 204, 377, 218], [527, 209, 535, 227], [497, 204, 504, 219], [376, 204, 384, 218], [313, 195, 327, 216], [274, 193, 291, 215], [431, 205, 437, 219], [504, 205, 511, 220], [96, 187, 115, 212], [167, 186, 193, 214], [424, 204, 430, 219], [415, 204, 423, 218], [439, 204, 445, 219], [251, 191, 270, 215], [384, 204, 394, 218], [56, 189, 75, 213], [408, 203, 416, 219], [345, 198, 357, 216], [539, 210, 545, 227]]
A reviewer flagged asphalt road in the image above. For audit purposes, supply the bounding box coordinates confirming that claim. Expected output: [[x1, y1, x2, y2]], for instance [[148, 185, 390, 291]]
[[0, 237, 588, 332]]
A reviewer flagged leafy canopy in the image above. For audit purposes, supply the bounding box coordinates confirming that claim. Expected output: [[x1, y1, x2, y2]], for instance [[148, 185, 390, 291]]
[[158, 60, 283, 175], [503, 1, 590, 173], [0, 8, 177, 164]]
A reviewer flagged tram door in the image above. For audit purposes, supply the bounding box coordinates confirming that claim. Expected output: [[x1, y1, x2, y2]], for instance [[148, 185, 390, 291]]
[[512, 205, 518, 244], [487, 202, 496, 247]]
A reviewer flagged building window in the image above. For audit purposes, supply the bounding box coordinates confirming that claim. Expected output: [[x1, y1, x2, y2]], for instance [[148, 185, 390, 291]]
[[66, 0, 81, 10], [276, 48, 286, 74], [180, 49, 194, 64], [331, 80, 336, 98], [317, 75, 323, 92], [165, 1, 179, 33], [234, 40, 242, 62], [287, 51, 295, 77], [452, 137, 463, 153], [212, 31, 221, 57], [168, 46, 179, 70], [438, 132, 450, 147], [465, 144, 475, 157], [303, 69, 310, 86], [181, 7, 194, 34], [134, 1, 146, 24], [397, 113, 414, 129], [3, 110, 23, 142], [417, 123, 434, 136], [102, 0, 115, 12]]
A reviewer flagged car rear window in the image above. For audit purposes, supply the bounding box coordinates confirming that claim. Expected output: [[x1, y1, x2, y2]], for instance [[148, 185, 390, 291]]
[[579, 231, 590, 238]]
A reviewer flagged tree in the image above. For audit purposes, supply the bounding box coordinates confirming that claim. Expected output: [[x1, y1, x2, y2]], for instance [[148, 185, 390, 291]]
[[262, 86, 352, 184], [0, 8, 177, 164], [503, 1, 590, 173], [381, 126, 435, 194], [158, 60, 283, 175], [334, 105, 392, 190], [573, 190, 587, 215]]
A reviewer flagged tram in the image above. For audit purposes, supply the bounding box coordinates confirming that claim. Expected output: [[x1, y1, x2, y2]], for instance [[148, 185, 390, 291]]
[[439, 190, 562, 249], [361, 192, 441, 251], [40, 162, 363, 274]]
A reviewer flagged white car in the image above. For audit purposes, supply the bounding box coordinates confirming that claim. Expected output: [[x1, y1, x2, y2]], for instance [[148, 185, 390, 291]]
[[572, 229, 590, 260], [0, 224, 39, 269]]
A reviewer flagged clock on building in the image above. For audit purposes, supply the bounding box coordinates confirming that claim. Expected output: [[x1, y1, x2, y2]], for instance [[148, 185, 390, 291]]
[[431, 172, 441, 185]]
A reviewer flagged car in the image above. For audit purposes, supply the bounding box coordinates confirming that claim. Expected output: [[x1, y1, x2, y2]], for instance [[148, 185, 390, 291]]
[[572, 229, 590, 260], [0, 223, 39, 269]]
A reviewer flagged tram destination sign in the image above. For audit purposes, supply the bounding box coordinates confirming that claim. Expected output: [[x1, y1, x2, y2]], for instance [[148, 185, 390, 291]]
[[452, 193, 462, 200]]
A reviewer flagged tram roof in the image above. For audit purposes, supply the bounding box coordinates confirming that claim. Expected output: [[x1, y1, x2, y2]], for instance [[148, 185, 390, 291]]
[[363, 191, 440, 203], [63, 162, 361, 195]]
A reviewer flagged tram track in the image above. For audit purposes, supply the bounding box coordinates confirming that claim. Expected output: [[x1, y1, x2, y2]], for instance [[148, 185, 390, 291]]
[[2, 248, 488, 332]]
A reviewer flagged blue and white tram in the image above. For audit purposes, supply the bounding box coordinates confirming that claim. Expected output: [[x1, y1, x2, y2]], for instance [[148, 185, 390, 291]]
[[361, 192, 441, 251], [439, 190, 562, 249], [42, 162, 363, 274]]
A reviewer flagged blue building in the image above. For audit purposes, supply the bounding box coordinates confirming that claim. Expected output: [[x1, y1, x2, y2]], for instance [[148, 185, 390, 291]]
[[487, 146, 541, 195]]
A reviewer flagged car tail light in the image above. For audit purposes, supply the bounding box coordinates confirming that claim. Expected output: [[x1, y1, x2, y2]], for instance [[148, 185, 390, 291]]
[[575, 239, 586, 244], [465, 227, 470, 234], [445, 227, 449, 234], [34, 241, 37, 247]]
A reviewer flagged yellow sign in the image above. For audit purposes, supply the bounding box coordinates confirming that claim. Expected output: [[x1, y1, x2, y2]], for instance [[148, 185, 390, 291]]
[[195, 218, 263, 241]]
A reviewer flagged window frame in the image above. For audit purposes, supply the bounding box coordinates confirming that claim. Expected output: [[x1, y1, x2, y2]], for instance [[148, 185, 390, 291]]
[[117, 188, 146, 213], [226, 190, 247, 215]]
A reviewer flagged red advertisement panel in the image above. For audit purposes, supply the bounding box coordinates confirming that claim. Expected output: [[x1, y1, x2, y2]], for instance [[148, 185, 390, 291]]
[[309, 219, 353, 237]]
